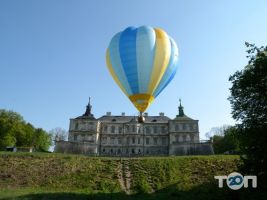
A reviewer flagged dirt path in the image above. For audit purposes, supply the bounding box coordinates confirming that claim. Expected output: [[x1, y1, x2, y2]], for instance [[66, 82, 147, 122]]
[[117, 159, 132, 194]]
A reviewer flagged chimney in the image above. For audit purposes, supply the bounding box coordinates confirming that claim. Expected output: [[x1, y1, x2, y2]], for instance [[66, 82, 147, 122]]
[[106, 112, 111, 116], [144, 112, 148, 117], [121, 112, 125, 116], [159, 112, 164, 116]]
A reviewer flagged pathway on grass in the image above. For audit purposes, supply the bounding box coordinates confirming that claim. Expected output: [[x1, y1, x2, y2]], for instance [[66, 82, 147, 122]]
[[117, 159, 132, 194]]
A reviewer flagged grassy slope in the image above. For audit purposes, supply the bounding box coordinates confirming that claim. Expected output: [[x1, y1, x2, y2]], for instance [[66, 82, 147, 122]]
[[0, 152, 264, 200]]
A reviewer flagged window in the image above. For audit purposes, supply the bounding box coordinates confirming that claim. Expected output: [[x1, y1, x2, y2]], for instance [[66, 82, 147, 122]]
[[127, 137, 130, 144], [75, 123, 78, 130], [81, 122, 86, 130], [111, 126, 115, 133], [138, 137, 141, 144], [117, 149, 121, 154], [118, 137, 122, 144], [110, 137, 115, 144], [102, 148, 105, 153], [102, 137, 107, 144], [183, 135, 186, 142], [186, 135, 191, 142], [138, 149, 141, 154], [183, 124, 186, 130], [153, 126, 158, 133], [175, 124, 179, 131], [132, 125, 136, 132], [145, 126, 151, 134], [110, 149, 113, 153], [74, 135, 77, 141], [132, 149, 135, 154], [175, 135, 179, 142], [132, 137, 135, 144], [162, 138, 167, 145], [161, 126, 165, 133], [119, 127, 123, 133], [146, 138, 150, 145], [103, 125, 107, 132], [153, 137, 158, 145], [125, 125, 129, 132]]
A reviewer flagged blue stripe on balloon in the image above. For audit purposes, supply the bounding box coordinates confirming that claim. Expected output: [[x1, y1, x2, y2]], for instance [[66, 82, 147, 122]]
[[136, 26, 156, 93], [153, 37, 179, 97], [119, 27, 139, 94], [108, 32, 133, 95], [154, 66, 177, 97]]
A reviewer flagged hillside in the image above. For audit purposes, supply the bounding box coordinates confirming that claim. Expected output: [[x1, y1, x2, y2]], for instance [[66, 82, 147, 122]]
[[0, 152, 264, 200]]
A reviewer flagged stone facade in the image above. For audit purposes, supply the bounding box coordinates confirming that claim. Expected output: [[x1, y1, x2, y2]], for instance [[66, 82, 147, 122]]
[[55, 99, 214, 156]]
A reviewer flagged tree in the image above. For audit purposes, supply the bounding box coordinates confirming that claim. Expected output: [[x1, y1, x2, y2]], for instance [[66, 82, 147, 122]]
[[0, 109, 25, 147], [228, 43, 267, 190], [0, 109, 52, 151], [34, 128, 52, 152], [205, 124, 231, 139], [229, 43, 267, 127], [212, 126, 240, 154], [49, 127, 68, 142]]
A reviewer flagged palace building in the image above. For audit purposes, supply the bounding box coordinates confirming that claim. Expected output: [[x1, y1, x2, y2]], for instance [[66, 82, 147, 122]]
[[55, 99, 213, 156]]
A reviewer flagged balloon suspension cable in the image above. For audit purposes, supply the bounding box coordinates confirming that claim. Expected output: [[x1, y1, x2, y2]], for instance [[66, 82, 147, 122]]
[[138, 112, 145, 123]]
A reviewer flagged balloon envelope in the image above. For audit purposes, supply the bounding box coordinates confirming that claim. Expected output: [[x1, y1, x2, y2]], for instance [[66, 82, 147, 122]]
[[106, 26, 179, 112]]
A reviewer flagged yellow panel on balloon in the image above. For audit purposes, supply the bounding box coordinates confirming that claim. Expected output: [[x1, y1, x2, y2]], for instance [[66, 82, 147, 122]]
[[129, 94, 154, 112]]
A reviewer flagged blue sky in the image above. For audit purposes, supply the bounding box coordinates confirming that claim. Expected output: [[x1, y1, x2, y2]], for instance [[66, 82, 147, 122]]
[[0, 0, 266, 139]]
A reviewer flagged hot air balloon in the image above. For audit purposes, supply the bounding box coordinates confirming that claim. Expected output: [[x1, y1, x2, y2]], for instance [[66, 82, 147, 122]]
[[106, 26, 179, 122]]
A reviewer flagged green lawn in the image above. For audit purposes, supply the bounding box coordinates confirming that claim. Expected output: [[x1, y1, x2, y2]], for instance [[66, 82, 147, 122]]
[[0, 152, 265, 200]]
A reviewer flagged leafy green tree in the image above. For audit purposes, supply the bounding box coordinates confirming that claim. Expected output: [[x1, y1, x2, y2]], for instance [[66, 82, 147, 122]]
[[211, 126, 240, 154], [0, 109, 52, 151], [228, 43, 267, 189], [0, 109, 24, 147], [34, 128, 52, 152]]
